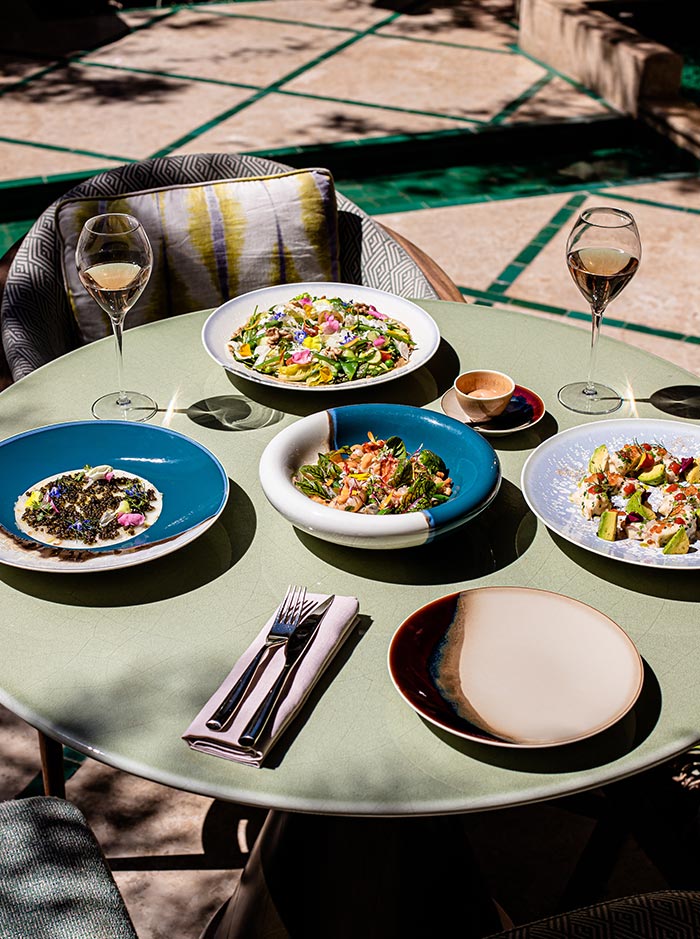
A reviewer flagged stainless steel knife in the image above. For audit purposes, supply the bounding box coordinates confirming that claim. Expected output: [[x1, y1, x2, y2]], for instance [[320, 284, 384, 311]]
[[237, 594, 335, 749]]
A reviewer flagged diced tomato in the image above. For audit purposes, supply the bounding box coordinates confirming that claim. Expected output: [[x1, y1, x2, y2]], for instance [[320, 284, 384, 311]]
[[623, 482, 636, 496], [643, 443, 652, 451], [667, 483, 679, 492], [674, 492, 686, 501], [380, 351, 392, 361], [587, 486, 601, 494], [669, 461, 682, 475]]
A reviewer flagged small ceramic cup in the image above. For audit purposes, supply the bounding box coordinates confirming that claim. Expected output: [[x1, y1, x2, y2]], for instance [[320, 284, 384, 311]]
[[453, 369, 515, 422]]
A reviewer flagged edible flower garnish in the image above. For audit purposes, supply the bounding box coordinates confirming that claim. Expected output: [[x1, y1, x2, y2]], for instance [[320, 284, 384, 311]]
[[228, 293, 416, 386]]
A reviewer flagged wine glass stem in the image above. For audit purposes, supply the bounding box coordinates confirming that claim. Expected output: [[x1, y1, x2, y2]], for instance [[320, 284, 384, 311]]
[[584, 306, 605, 397], [112, 317, 131, 408]]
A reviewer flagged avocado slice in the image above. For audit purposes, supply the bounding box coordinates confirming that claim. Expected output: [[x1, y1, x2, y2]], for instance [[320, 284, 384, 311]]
[[588, 444, 609, 474], [638, 463, 666, 486], [625, 490, 655, 520], [662, 527, 690, 555], [597, 509, 618, 541], [686, 463, 700, 484]]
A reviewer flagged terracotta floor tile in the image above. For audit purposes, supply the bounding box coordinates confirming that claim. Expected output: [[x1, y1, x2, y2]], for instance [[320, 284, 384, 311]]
[[0, 141, 121, 184], [114, 868, 239, 939], [377, 0, 518, 51], [83, 8, 351, 88], [172, 91, 469, 154], [504, 76, 615, 123], [0, 64, 250, 161], [0, 55, 52, 88], [199, 0, 393, 31], [376, 193, 571, 291], [283, 34, 547, 122], [600, 175, 700, 210], [0, 704, 41, 799], [509, 194, 700, 341]]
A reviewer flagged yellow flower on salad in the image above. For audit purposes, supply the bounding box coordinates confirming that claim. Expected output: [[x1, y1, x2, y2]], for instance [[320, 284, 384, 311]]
[[238, 343, 252, 358], [25, 490, 41, 509], [302, 336, 323, 351], [308, 365, 334, 386], [277, 363, 312, 382]]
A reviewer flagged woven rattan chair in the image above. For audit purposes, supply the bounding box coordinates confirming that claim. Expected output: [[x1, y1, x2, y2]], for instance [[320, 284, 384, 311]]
[[0, 152, 462, 390]]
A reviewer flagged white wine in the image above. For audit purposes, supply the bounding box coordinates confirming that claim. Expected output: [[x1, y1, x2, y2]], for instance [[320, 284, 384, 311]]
[[567, 246, 639, 312], [80, 261, 150, 318]]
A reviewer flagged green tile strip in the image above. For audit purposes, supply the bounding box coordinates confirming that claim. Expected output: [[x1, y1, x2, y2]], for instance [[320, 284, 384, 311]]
[[509, 42, 616, 111], [149, 3, 423, 158], [486, 193, 588, 294], [15, 747, 88, 799], [597, 190, 700, 217], [78, 58, 261, 92], [0, 135, 132, 164], [0, 219, 33, 254], [458, 285, 700, 345], [489, 73, 554, 125], [276, 88, 489, 125]]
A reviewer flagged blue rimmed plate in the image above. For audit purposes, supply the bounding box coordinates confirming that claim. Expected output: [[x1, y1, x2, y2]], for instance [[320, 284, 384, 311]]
[[521, 418, 700, 569], [259, 403, 501, 550], [0, 421, 229, 573]]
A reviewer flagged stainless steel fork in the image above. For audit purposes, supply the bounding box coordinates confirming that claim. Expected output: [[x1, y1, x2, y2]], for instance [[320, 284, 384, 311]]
[[206, 585, 312, 731]]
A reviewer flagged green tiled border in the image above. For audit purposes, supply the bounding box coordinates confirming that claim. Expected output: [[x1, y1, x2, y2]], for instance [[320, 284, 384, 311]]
[[459, 285, 700, 346]]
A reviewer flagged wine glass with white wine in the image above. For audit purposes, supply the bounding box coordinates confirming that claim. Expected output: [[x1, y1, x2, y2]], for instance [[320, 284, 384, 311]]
[[76, 213, 157, 421], [558, 206, 641, 414]]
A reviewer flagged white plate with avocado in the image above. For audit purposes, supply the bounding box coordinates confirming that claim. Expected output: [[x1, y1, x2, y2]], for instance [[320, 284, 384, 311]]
[[521, 418, 700, 569]]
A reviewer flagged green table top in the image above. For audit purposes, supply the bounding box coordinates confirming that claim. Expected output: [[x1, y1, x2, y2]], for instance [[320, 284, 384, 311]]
[[0, 301, 698, 816]]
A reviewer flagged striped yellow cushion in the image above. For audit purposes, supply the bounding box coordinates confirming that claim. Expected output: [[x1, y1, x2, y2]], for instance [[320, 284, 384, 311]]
[[56, 168, 340, 343]]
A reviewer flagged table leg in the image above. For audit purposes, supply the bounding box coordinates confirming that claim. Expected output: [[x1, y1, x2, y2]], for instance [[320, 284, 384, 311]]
[[203, 810, 502, 939], [37, 730, 65, 798]]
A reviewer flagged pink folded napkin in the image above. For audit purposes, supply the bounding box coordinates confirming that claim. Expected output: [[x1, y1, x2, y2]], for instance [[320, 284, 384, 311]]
[[182, 593, 359, 767]]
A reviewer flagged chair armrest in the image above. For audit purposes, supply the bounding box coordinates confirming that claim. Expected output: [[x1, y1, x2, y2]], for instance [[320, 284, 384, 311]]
[[377, 224, 465, 303]]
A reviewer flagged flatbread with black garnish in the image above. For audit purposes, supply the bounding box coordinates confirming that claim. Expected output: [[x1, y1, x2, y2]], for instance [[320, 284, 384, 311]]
[[14, 464, 163, 550]]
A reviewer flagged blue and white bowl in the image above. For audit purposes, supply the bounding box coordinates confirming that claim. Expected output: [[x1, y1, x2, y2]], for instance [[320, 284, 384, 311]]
[[259, 403, 501, 550]]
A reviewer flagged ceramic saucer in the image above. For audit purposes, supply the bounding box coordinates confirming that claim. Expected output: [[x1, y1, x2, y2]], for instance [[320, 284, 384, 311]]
[[441, 384, 545, 436]]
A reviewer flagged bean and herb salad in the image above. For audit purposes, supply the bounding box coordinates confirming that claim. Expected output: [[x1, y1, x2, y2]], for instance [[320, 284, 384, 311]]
[[292, 433, 453, 514]]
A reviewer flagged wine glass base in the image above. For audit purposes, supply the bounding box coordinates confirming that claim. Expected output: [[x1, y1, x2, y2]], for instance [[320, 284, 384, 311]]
[[91, 391, 158, 422], [557, 381, 623, 415]]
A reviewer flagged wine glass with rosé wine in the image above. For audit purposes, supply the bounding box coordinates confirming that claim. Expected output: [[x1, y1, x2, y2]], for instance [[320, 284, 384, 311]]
[[558, 206, 641, 415], [76, 213, 157, 421]]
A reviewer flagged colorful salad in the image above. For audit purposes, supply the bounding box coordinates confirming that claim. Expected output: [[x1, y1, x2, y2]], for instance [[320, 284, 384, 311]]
[[570, 440, 700, 554], [228, 293, 416, 386], [292, 432, 453, 514]]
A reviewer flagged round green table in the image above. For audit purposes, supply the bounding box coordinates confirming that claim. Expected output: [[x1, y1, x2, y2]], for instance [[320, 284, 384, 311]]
[[0, 301, 698, 818]]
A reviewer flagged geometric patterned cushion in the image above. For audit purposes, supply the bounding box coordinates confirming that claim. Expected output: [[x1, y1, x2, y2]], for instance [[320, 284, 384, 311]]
[[56, 168, 340, 344], [485, 890, 700, 938], [0, 796, 138, 939], [1, 153, 437, 383]]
